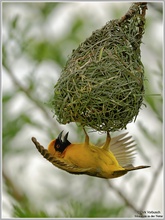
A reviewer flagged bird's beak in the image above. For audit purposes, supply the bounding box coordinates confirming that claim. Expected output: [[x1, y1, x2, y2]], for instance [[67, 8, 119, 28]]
[[56, 130, 64, 143], [54, 131, 71, 153], [64, 132, 69, 143]]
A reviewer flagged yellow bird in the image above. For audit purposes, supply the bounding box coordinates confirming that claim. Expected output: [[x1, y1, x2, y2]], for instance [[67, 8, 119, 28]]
[[32, 129, 150, 179]]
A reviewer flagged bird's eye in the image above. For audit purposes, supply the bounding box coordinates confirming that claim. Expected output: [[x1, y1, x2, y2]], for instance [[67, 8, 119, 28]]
[[56, 144, 60, 149]]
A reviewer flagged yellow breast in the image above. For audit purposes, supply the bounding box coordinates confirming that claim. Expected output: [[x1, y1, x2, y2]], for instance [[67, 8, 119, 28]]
[[62, 143, 124, 178]]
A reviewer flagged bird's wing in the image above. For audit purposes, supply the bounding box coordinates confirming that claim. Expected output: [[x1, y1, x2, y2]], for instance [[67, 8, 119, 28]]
[[31, 137, 91, 174], [110, 133, 136, 167]]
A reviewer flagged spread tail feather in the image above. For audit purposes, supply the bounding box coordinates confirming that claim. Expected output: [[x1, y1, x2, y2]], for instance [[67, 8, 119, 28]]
[[112, 165, 150, 178], [124, 165, 151, 171]]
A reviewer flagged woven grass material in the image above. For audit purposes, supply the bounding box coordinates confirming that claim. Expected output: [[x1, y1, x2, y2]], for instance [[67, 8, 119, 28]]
[[52, 3, 147, 132]]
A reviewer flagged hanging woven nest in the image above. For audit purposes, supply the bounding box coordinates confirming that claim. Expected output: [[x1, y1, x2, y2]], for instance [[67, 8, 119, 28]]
[[52, 2, 147, 132]]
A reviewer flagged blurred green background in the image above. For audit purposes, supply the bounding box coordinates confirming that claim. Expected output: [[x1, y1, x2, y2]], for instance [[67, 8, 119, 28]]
[[2, 2, 163, 218]]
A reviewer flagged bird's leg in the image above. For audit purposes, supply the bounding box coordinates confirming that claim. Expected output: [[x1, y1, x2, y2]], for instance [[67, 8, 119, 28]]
[[102, 132, 111, 150], [83, 127, 89, 145]]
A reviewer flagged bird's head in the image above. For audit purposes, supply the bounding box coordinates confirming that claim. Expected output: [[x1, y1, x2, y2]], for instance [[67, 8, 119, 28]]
[[48, 131, 71, 155]]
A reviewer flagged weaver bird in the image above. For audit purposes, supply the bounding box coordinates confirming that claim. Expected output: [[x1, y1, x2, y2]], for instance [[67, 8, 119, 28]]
[[32, 129, 150, 179]]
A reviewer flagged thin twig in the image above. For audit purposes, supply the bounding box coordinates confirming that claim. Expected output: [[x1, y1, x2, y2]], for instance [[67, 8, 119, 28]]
[[106, 180, 140, 214], [3, 64, 61, 133], [3, 170, 24, 202], [119, 2, 147, 23], [140, 157, 163, 209]]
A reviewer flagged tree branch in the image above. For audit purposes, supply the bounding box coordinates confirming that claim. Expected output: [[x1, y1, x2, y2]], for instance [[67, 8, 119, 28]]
[[140, 157, 163, 210], [106, 180, 140, 214], [3, 63, 61, 133]]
